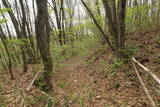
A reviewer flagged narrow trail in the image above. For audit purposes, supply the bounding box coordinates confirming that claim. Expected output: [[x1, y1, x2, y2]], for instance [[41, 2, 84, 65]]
[[53, 56, 95, 106], [53, 55, 154, 107]]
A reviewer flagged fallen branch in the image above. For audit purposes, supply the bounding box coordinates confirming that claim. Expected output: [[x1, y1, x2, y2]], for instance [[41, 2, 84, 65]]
[[132, 57, 160, 85], [21, 67, 43, 106], [27, 67, 43, 91], [131, 60, 156, 107], [14, 82, 47, 102], [14, 81, 54, 107]]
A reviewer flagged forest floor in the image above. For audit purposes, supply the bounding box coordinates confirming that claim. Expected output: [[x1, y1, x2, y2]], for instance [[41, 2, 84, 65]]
[[0, 30, 160, 107], [53, 53, 159, 107], [52, 30, 160, 107]]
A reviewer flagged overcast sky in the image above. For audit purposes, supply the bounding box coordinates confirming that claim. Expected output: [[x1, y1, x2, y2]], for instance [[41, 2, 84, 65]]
[[0, 0, 87, 36]]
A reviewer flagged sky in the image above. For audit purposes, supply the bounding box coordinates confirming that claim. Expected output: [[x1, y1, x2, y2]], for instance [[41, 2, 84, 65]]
[[1, 0, 153, 36], [0, 0, 86, 36]]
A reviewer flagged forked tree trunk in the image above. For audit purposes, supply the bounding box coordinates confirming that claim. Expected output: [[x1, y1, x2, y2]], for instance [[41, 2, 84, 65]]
[[102, 0, 127, 57], [35, 0, 53, 92]]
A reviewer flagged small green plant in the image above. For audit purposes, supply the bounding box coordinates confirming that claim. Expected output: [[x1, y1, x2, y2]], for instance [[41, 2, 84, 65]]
[[47, 98, 54, 107], [34, 77, 47, 91], [78, 97, 84, 107], [119, 47, 139, 58], [111, 58, 126, 72], [155, 36, 160, 43], [112, 82, 121, 89], [62, 95, 71, 107], [62, 93, 84, 107], [57, 82, 66, 89], [98, 59, 112, 76]]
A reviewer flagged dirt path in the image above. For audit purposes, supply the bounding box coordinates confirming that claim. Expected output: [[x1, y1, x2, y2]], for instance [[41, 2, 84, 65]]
[[52, 43, 160, 107], [53, 56, 95, 106], [53, 55, 153, 107]]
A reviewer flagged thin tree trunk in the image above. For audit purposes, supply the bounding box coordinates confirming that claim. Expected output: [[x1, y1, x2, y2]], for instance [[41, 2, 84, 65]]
[[0, 26, 14, 79], [2, 0, 28, 72]]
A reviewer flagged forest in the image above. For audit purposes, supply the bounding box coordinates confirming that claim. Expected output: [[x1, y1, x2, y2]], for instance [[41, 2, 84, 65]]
[[0, 0, 160, 106]]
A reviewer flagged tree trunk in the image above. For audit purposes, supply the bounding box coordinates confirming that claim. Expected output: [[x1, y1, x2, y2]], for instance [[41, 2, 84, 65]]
[[102, 0, 127, 57], [35, 0, 53, 92], [2, 0, 28, 72], [117, 0, 127, 49]]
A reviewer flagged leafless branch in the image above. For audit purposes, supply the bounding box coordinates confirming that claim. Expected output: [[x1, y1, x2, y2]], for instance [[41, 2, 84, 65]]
[[131, 60, 156, 107], [132, 57, 160, 85]]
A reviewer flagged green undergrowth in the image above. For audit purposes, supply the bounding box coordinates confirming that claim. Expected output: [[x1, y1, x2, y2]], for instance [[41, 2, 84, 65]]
[[51, 37, 102, 64]]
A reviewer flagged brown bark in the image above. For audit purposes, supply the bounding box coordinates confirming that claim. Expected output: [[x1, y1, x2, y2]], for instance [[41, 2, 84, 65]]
[[102, 0, 127, 57], [117, 0, 127, 49], [35, 0, 53, 92]]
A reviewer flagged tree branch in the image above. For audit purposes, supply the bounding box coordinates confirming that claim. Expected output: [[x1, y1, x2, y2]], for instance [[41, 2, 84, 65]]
[[132, 57, 160, 85], [131, 60, 156, 107], [81, 0, 117, 56]]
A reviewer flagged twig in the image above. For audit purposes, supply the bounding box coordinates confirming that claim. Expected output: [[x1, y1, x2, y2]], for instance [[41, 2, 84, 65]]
[[15, 82, 47, 102], [27, 67, 43, 91], [21, 67, 43, 106], [132, 57, 160, 85], [131, 60, 156, 107]]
